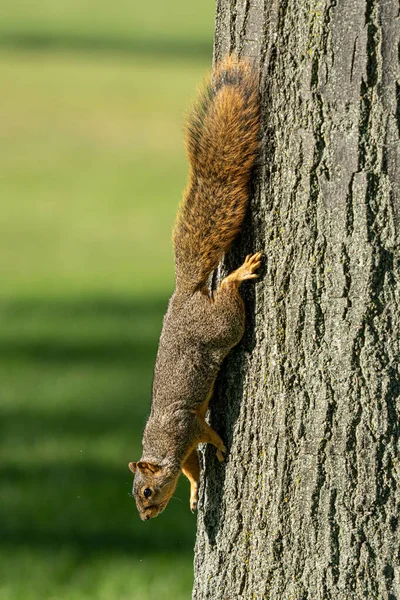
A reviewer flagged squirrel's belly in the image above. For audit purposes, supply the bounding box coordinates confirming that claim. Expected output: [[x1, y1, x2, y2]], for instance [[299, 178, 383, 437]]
[[151, 290, 244, 413], [152, 337, 223, 412]]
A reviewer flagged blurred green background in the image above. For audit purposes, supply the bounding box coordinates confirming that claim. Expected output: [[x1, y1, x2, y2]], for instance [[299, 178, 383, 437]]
[[0, 2, 214, 599]]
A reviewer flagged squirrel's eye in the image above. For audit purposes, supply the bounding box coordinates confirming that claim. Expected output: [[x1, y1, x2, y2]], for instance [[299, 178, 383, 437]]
[[143, 488, 152, 499]]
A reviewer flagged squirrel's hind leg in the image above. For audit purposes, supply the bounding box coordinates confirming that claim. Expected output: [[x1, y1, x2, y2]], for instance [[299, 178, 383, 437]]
[[207, 251, 262, 347]]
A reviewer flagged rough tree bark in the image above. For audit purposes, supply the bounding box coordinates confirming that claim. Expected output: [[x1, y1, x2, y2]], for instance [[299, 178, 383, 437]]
[[193, 1, 399, 598]]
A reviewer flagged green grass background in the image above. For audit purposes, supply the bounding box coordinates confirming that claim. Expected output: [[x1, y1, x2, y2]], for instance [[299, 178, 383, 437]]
[[0, 2, 214, 598]]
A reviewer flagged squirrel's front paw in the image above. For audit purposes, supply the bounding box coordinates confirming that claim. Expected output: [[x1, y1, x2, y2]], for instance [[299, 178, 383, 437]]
[[216, 444, 227, 462], [190, 483, 199, 513]]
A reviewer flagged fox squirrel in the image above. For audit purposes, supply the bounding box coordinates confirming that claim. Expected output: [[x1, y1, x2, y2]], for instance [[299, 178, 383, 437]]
[[128, 54, 261, 520]]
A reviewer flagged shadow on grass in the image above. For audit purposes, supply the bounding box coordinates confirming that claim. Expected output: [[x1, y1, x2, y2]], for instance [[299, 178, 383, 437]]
[[0, 338, 158, 364], [0, 31, 211, 61], [0, 295, 196, 557], [0, 296, 167, 364]]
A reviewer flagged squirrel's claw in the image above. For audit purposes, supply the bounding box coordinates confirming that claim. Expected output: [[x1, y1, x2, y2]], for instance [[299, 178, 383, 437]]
[[190, 482, 199, 512], [190, 493, 198, 513], [216, 444, 227, 462]]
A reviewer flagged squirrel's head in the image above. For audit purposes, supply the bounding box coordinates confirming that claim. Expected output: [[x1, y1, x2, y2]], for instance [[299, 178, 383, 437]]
[[128, 461, 180, 520]]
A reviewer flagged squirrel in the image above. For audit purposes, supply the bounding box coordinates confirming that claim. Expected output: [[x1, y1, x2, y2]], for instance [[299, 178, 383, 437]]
[[128, 54, 261, 521]]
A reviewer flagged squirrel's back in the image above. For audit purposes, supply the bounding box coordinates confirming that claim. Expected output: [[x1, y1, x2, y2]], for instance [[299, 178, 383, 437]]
[[173, 55, 260, 293]]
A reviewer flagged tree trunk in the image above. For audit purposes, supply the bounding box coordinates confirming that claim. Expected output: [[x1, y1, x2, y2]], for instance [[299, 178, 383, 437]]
[[193, 1, 400, 598]]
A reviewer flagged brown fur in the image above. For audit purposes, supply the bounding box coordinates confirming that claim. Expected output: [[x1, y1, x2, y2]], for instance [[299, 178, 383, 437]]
[[173, 54, 260, 292], [129, 55, 261, 520]]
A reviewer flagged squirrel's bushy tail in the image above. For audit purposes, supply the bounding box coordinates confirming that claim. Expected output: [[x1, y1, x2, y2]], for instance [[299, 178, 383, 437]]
[[173, 54, 260, 293]]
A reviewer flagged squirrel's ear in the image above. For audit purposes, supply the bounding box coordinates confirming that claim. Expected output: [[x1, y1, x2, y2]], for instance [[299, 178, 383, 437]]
[[137, 461, 161, 474], [128, 462, 137, 474]]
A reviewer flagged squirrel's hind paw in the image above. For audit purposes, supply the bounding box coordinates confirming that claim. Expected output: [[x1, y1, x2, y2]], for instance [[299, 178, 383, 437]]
[[240, 252, 262, 280], [222, 252, 263, 287]]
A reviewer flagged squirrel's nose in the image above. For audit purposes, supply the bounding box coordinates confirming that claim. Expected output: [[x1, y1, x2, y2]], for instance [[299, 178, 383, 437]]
[[144, 514, 150, 521]]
